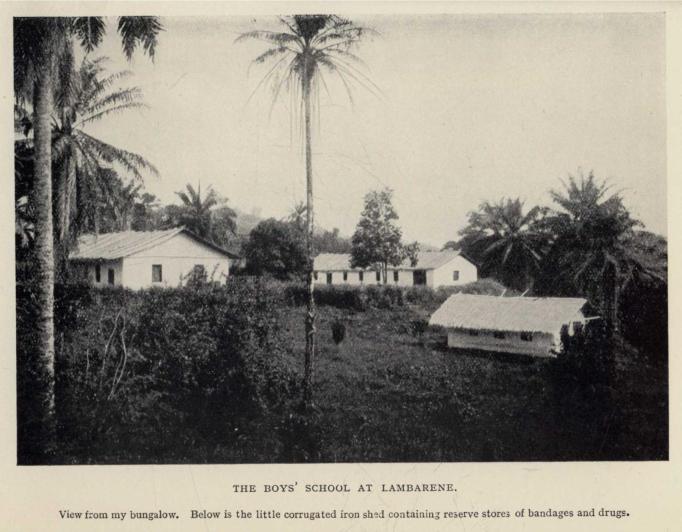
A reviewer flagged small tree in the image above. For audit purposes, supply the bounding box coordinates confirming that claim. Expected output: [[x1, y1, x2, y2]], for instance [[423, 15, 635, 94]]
[[243, 218, 307, 280], [350, 188, 419, 283]]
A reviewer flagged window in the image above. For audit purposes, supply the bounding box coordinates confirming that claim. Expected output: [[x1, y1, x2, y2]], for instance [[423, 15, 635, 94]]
[[393, 270, 399, 283], [343, 271, 348, 282], [326, 273, 333, 285], [152, 264, 162, 283], [468, 329, 479, 336], [95, 264, 101, 283], [520, 332, 533, 342], [493, 331, 506, 339], [107, 268, 115, 285], [314, 271, 318, 280], [452, 270, 460, 281], [359, 271, 364, 282], [376, 271, 381, 282]]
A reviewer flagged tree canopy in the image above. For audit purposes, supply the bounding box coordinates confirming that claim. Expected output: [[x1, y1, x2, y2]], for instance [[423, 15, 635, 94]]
[[351, 188, 419, 283]]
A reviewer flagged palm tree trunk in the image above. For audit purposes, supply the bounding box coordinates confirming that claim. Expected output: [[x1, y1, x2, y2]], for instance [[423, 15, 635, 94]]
[[29, 65, 56, 460], [302, 54, 315, 406]]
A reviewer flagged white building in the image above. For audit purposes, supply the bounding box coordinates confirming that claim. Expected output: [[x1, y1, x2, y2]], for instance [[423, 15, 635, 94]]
[[429, 293, 588, 357], [313, 251, 477, 288], [69, 227, 240, 289]]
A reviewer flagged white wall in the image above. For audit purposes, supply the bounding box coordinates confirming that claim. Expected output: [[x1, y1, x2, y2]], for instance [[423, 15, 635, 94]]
[[432, 256, 478, 287], [86, 259, 124, 287], [313, 256, 477, 288], [447, 328, 556, 357], [314, 270, 382, 286], [123, 233, 232, 289]]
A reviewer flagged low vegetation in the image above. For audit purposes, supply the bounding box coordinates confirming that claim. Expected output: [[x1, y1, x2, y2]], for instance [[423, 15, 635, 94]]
[[17, 278, 667, 463]]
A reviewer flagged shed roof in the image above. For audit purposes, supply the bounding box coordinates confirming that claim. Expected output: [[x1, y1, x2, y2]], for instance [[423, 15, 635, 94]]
[[69, 227, 240, 260], [314, 251, 464, 272], [429, 293, 587, 335]]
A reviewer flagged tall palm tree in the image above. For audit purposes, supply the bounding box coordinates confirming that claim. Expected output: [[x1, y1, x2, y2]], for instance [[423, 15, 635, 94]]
[[238, 15, 374, 405], [51, 56, 158, 243], [458, 198, 548, 292], [14, 16, 162, 461], [546, 171, 662, 334]]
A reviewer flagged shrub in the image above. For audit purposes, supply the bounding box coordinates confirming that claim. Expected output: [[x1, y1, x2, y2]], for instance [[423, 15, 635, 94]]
[[410, 319, 428, 340], [331, 320, 346, 345], [23, 279, 297, 463]]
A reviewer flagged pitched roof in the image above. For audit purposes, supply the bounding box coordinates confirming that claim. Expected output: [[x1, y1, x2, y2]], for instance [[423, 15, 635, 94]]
[[429, 293, 587, 335], [69, 227, 240, 260], [313, 251, 464, 271]]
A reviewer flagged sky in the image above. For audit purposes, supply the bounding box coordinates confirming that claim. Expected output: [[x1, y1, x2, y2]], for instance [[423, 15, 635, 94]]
[[83, 13, 666, 247]]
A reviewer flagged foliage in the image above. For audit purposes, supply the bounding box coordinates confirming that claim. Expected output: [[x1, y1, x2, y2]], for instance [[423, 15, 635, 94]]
[[331, 320, 346, 345], [175, 183, 224, 237], [456, 198, 549, 291], [243, 218, 307, 280], [14, 14, 163, 462], [351, 188, 420, 283], [539, 171, 656, 330], [236, 15, 378, 112], [18, 278, 298, 463], [16, 274, 667, 463], [52, 56, 157, 239], [283, 278, 509, 312], [314, 227, 353, 253]]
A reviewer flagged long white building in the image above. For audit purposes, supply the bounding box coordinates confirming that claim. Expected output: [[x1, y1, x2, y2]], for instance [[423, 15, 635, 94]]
[[313, 251, 478, 288]]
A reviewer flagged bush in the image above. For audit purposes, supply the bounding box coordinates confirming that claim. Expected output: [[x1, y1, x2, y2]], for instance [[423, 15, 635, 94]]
[[18, 279, 298, 463], [331, 320, 346, 345], [282, 278, 510, 312]]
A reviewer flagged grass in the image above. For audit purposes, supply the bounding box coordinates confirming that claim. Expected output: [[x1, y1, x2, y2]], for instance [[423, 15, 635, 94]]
[[272, 304, 667, 462]]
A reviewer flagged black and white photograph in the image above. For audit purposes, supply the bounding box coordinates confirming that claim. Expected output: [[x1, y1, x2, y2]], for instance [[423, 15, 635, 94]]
[[13, 11, 668, 467]]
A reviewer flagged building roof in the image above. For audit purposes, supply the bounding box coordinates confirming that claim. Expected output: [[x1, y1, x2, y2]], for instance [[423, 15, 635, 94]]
[[429, 293, 587, 335], [69, 227, 240, 261], [313, 251, 464, 272]]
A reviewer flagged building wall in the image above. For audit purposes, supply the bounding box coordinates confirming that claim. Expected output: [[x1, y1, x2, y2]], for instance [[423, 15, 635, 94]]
[[313, 256, 477, 288], [432, 256, 478, 287], [446, 328, 556, 357], [314, 270, 382, 286], [85, 259, 124, 287], [121, 233, 232, 289]]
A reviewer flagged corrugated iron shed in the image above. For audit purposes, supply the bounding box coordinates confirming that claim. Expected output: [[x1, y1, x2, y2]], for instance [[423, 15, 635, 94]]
[[429, 293, 587, 335]]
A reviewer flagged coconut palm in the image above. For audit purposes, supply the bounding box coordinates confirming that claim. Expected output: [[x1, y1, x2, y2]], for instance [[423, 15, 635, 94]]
[[546, 171, 656, 333], [175, 183, 220, 238], [14, 16, 162, 460], [51, 56, 158, 243], [458, 198, 549, 292], [238, 15, 375, 405]]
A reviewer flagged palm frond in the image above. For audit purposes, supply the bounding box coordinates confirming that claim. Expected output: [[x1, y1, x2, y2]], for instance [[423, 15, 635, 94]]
[[236, 30, 302, 48], [77, 131, 159, 180], [117, 16, 164, 61], [71, 17, 107, 53]]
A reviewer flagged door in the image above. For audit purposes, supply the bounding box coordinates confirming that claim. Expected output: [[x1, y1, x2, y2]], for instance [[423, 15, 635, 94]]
[[326, 273, 333, 285], [413, 270, 427, 286]]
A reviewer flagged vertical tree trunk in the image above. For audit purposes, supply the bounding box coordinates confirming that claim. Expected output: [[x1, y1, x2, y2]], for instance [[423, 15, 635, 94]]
[[302, 54, 315, 406], [603, 260, 620, 337], [29, 66, 56, 460]]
